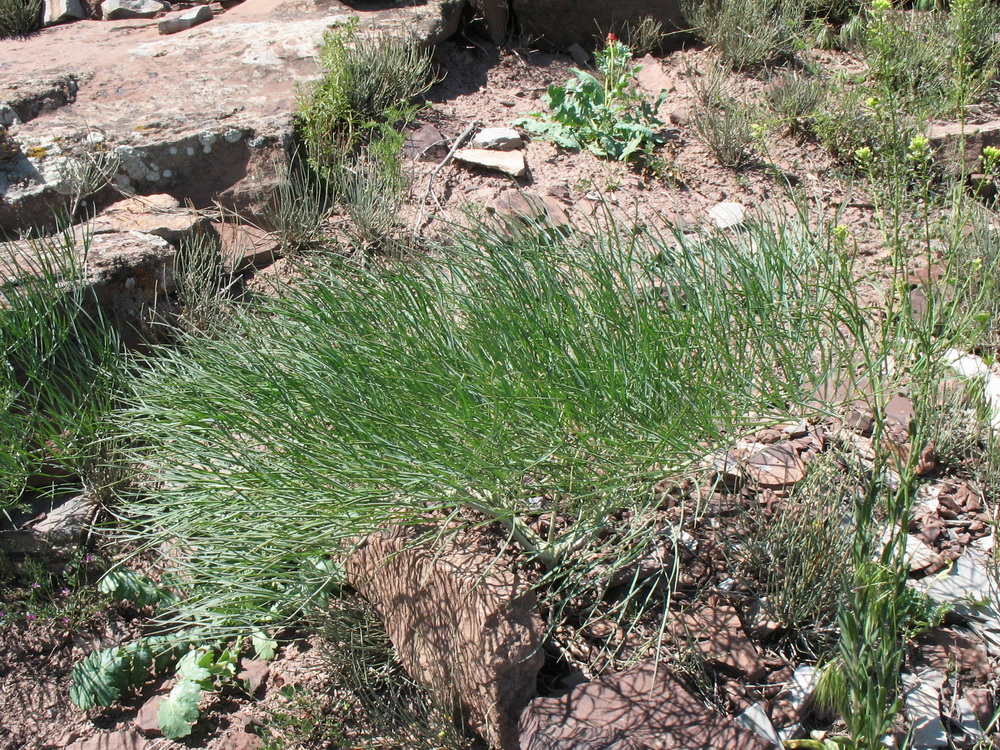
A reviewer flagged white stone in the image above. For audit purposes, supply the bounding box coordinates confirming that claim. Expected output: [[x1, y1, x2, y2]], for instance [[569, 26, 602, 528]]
[[454, 148, 527, 178], [922, 552, 994, 608], [902, 670, 948, 748], [158, 5, 212, 34], [101, 0, 169, 20], [708, 201, 746, 229], [43, 0, 85, 25], [734, 703, 782, 747], [32, 494, 93, 541], [471, 127, 522, 151], [943, 348, 1000, 429], [788, 666, 817, 716]]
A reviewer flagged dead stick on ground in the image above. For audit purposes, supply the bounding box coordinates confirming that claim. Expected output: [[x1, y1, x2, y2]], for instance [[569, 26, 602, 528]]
[[413, 120, 480, 239]]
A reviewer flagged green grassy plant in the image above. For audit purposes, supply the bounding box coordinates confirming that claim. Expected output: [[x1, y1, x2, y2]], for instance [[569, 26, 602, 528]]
[[0, 0, 40, 39], [681, 0, 807, 69], [113, 210, 872, 636], [328, 139, 411, 254], [726, 456, 853, 653], [297, 19, 432, 176], [173, 229, 232, 335], [812, 84, 906, 167], [763, 71, 827, 137], [621, 16, 667, 56], [514, 35, 667, 162], [863, 0, 1000, 119], [690, 66, 758, 168], [260, 154, 333, 256], [947, 0, 1000, 115], [318, 598, 472, 748], [0, 229, 125, 513]]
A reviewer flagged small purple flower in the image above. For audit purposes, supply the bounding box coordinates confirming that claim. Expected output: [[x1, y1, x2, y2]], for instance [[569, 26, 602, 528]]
[[25, 613, 35, 621], [30, 582, 40, 590], [61, 617, 70, 625], [0, 611, 6, 619], [61, 588, 71, 597], [82, 554, 95, 564]]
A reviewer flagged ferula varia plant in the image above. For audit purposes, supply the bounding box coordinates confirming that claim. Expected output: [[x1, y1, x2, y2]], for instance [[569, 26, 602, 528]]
[[116, 211, 870, 636]]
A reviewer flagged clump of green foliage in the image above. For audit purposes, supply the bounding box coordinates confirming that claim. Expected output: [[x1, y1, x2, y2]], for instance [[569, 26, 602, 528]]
[[763, 70, 827, 137], [295, 19, 431, 251], [690, 64, 758, 169], [0, 0, 40, 39], [0, 231, 125, 511], [112, 208, 876, 637], [863, 0, 1000, 118], [71, 566, 277, 739], [681, 0, 807, 69], [727, 456, 853, 652], [297, 18, 433, 177], [514, 34, 667, 162]]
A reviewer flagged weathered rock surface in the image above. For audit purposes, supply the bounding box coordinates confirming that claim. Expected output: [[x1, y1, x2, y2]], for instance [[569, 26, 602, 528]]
[[472, 126, 522, 150], [455, 148, 527, 177], [0, 75, 79, 127], [101, 0, 170, 20], [30, 493, 93, 541], [519, 661, 773, 750], [0, 0, 466, 235], [90, 193, 210, 243], [744, 442, 807, 487], [65, 730, 147, 750], [157, 5, 213, 34], [928, 119, 1000, 176], [133, 695, 163, 736], [467, 0, 507, 44], [345, 527, 544, 750], [673, 603, 766, 681], [217, 221, 280, 272], [43, 0, 86, 25], [489, 188, 569, 228], [510, 0, 684, 49]]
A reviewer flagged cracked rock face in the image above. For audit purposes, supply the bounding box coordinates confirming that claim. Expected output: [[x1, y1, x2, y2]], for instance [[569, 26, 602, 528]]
[[345, 526, 544, 750], [0, 0, 464, 236]]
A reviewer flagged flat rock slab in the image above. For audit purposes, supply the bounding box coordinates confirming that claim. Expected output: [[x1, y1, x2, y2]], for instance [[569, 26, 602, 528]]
[[217, 221, 280, 271], [345, 526, 544, 750], [90, 193, 210, 243], [744, 442, 807, 488], [101, 0, 169, 20], [158, 5, 213, 34], [489, 188, 570, 228], [44, 0, 86, 25], [672, 603, 766, 680], [455, 148, 527, 177], [65, 730, 147, 750], [0, 0, 464, 234], [519, 661, 773, 750], [928, 119, 1000, 175]]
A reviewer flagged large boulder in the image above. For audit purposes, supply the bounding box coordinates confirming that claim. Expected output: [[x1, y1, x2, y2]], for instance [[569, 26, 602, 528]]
[[345, 527, 544, 750], [43, 0, 86, 26], [510, 0, 685, 49]]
